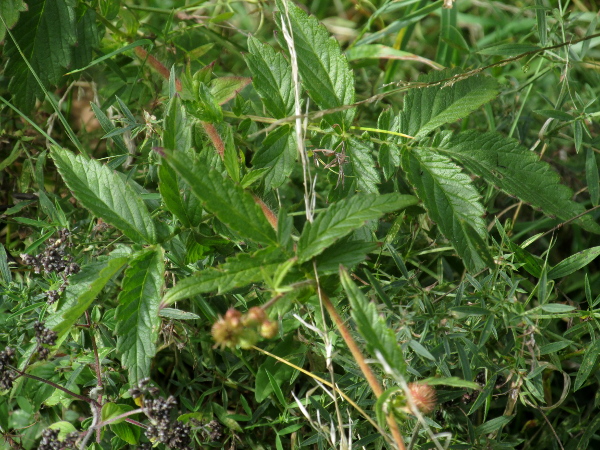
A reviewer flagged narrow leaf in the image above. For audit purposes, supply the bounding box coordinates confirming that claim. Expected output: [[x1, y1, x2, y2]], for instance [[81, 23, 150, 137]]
[[586, 147, 599, 206], [340, 267, 405, 371], [162, 148, 277, 245], [116, 248, 164, 384], [574, 339, 600, 391], [345, 44, 443, 70], [297, 193, 418, 262], [51, 147, 157, 244], [547, 247, 600, 280], [442, 131, 600, 234], [400, 68, 499, 139], [402, 147, 493, 271]]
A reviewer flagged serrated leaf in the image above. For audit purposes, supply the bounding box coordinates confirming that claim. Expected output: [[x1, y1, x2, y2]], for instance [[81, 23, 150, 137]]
[[0, 0, 27, 43], [46, 257, 129, 337], [274, 0, 355, 130], [340, 267, 405, 372], [163, 96, 191, 151], [402, 147, 494, 271], [51, 147, 157, 244], [441, 131, 600, 234], [4, 0, 76, 111], [574, 339, 600, 391], [209, 76, 251, 106], [244, 36, 294, 118], [116, 248, 164, 384], [162, 148, 277, 244], [399, 68, 499, 139], [347, 137, 380, 193], [297, 193, 418, 262], [315, 238, 378, 274], [252, 126, 296, 190], [72, 5, 100, 69], [162, 247, 286, 307], [161, 163, 203, 229]]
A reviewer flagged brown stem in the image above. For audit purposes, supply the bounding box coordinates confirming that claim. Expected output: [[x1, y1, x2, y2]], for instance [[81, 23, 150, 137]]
[[318, 287, 406, 450], [201, 122, 225, 158], [253, 195, 278, 229]]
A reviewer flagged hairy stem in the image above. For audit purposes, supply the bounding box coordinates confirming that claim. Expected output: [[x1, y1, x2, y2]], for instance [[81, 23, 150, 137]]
[[318, 288, 406, 450]]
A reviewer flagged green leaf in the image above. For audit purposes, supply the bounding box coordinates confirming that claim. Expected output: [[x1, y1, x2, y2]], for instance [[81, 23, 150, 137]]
[[116, 248, 164, 384], [478, 43, 540, 56], [475, 416, 514, 436], [162, 148, 277, 245], [297, 193, 418, 263], [163, 96, 191, 151], [345, 44, 444, 70], [538, 304, 575, 313], [244, 36, 294, 118], [340, 267, 405, 372], [274, 0, 355, 130], [90, 103, 128, 153], [574, 339, 600, 391], [586, 147, 599, 206], [46, 257, 129, 337], [409, 339, 435, 361], [547, 247, 600, 280], [161, 247, 286, 307], [0, 243, 11, 284], [256, 335, 306, 402], [159, 162, 201, 228], [420, 377, 480, 390], [252, 126, 296, 190], [347, 137, 381, 193], [442, 131, 600, 234], [0, 0, 27, 43], [51, 147, 157, 244], [209, 76, 251, 106], [402, 147, 494, 271], [399, 68, 499, 139], [4, 0, 76, 111], [315, 239, 379, 274]]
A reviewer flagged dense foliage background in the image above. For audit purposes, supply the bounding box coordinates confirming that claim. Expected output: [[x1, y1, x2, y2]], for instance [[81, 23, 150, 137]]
[[1, 0, 600, 449]]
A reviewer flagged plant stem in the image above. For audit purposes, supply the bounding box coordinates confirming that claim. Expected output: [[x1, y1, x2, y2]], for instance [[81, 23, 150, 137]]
[[318, 288, 407, 450]]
